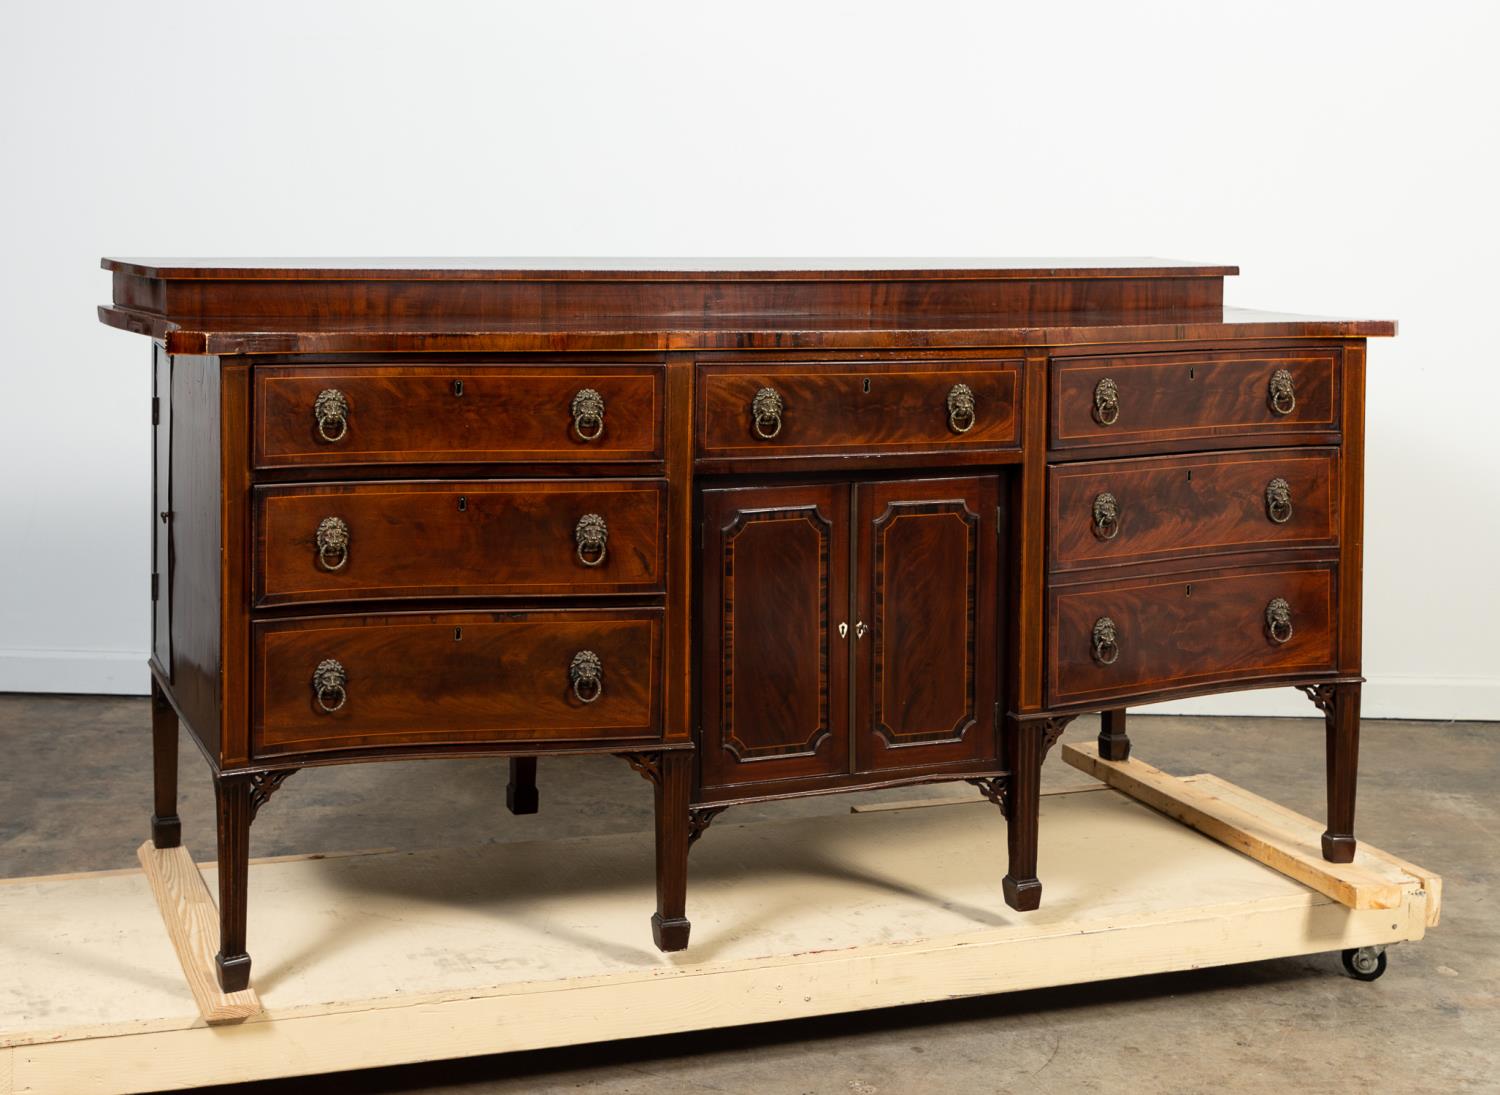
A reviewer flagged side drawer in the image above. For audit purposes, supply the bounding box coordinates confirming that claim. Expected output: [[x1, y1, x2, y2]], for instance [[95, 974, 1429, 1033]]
[[254, 364, 663, 467], [254, 479, 666, 606], [697, 359, 1021, 462], [1047, 562, 1337, 708], [1051, 348, 1339, 454], [1048, 448, 1339, 572], [253, 609, 662, 757]]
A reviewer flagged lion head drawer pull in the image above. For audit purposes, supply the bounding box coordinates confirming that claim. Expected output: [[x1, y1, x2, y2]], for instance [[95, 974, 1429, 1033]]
[[312, 659, 348, 713], [1265, 597, 1294, 644], [751, 386, 784, 439], [1268, 369, 1296, 415], [1265, 478, 1293, 524], [571, 388, 605, 441], [946, 383, 977, 434], [313, 389, 349, 443], [575, 513, 608, 567], [569, 650, 603, 703], [315, 516, 351, 571], [1091, 492, 1120, 541], [1092, 377, 1120, 426], [1091, 617, 1120, 665]]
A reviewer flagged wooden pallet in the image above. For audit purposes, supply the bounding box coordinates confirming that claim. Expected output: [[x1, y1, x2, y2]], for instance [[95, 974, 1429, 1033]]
[[0, 756, 1440, 1094]]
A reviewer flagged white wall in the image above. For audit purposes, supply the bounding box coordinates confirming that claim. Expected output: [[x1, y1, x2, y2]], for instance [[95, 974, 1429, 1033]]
[[1, 1, 1496, 718]]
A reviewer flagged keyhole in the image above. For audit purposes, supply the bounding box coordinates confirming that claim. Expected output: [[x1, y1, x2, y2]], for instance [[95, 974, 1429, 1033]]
[[863, 377, 871, 394], [1186, 470, 1192, 481], [454, 627, 463, 641], [1185, 585, 1192, 597], [452, 379, 464, 397], [457, 496, 468, 512], [1188, 367, 1195, 380]]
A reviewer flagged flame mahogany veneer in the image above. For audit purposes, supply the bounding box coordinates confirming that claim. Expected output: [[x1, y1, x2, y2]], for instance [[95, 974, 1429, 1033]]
[[102, 258, 1394, 992]]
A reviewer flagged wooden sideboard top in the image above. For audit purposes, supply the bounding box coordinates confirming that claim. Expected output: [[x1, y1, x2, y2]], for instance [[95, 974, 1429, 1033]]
[[102, 257, 1241, 280], [99, 257, 1396, 354]]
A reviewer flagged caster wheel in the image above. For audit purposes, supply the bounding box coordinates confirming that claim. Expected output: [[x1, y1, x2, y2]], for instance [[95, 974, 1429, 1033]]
[[1341, 947, 1387, 981]]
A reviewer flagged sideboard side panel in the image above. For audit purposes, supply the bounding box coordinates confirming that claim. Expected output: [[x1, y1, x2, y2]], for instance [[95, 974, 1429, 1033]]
[[220, 360, 253, 768], [161, 352, 224, 762], [1337, 341, 1366, 675]]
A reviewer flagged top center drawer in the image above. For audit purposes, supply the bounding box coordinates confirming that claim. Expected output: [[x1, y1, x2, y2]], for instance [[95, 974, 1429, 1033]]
[[254, 364, 664, 467], [696, 359, 1022, 465]]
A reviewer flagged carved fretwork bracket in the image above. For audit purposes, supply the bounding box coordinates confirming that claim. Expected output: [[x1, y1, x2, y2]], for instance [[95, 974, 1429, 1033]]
[[248, 769, 297, 822], [1298, 684, 1338, 717], [688, 805, 729, 848], [620, 752, 661, 788], [1038, 716, 1077, 762], [966, 776, 1009, 816]]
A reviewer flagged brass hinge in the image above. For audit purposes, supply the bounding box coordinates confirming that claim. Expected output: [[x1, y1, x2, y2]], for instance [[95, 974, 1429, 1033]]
[[151, 572, 159, 601], [151, 396, 160, 426]]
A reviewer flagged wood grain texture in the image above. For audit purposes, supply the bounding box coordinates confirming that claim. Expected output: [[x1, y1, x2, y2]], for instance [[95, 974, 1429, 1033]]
[[253, 609, 663, 757], [163, 353, 224, 761], [699, 483, 850, 791], [1050, 348, 1340, 454], [1062, 742, 1403, 911], [1048, 560, 1339, 707], [854, 476, 999, 772], [1048, 447, 1340, 572], [697, 359, 1020, 463], [254, 479, 666, 605], [134, 841, 261, 1022], [254, 364, 663, 467]]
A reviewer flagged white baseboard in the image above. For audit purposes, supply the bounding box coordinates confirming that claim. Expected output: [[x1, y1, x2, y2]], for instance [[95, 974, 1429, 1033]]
[[0, 649, 152, 696], [0, 649, 1495, 721], [1137, 675, 1498, 721]]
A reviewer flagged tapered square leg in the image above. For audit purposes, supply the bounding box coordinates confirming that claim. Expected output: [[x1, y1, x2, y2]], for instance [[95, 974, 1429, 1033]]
[[1002, 714, 1043, 911], [506, 756, 539, 815], [651, 751, 691, 950], [1321, 683, 1360, 864], [1098, 707, 1131, 762], [214, 775, 253, 992], [149, 679, 181, 848]]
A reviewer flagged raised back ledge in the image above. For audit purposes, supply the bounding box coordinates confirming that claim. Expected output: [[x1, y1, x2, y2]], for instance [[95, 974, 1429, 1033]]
[[102, 257, 1240, 281]]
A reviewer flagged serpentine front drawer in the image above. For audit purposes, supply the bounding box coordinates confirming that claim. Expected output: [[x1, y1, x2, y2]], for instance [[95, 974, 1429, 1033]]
[[1048, 448, 1340, 573], [1046, 561, 1338, 708], [252, 608, 663, 758], [253, 479, 667, 607], [253, 364, 664, 467], [1050, 348, 1340, 455], [696, 359, 1021, 463]]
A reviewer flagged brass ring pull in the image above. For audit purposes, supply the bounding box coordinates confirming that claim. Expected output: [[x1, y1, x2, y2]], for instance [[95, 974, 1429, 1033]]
[[569, 650, 603, 704], [1093, 377, 1120, 426], [314, 389, 349, 443], [312, 658, 347, 713], [571, 388, 605, 442], [1265, 597, 1294, 644], [751, 386, 784, 439], [315, 516, 350, 571], [946, 383, 976, 434], [575, 513, 608, 567], [1092, 617, 1120, 665], [1091, 492, 1120, 541], [1265, 478, 1293, 524], [1268, 369, 1296, 415]]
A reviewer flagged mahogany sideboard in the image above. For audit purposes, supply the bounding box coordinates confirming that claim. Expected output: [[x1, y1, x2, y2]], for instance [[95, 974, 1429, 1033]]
[[98, 258, 1395, 992]]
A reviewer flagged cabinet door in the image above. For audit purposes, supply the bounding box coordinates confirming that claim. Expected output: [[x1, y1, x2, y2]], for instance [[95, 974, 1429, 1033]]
[[854, 476, 999, 772], [700, 484, 851, 791]]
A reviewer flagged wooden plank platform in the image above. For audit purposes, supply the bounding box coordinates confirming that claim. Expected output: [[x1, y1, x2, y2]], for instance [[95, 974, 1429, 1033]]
[[0, 769, 1439, 1094]]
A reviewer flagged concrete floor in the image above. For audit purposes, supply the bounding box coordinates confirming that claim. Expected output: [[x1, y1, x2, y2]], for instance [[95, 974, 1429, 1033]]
[[1, 695, 1494, 1093]]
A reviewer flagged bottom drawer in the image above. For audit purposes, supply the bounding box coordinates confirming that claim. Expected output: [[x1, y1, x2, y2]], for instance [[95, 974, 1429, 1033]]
[[253, 608, 661, 757], [1047, 562, 1336, 708]]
